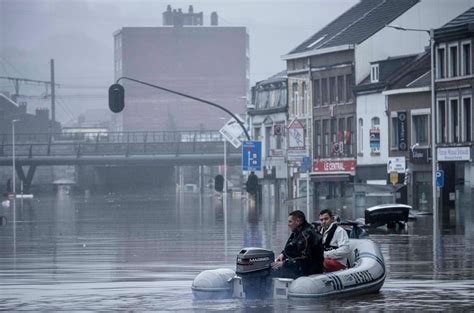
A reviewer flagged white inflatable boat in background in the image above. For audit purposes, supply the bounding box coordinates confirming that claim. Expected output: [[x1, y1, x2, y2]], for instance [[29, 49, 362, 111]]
[[192, 238, 386, 299]]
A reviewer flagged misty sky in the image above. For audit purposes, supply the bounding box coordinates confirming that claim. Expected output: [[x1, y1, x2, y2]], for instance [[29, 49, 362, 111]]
[[0, 0, 357, 124]]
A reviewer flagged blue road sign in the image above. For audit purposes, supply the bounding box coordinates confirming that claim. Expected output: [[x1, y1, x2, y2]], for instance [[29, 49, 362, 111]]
[[300, 156, 311, 173], [436, 170, 444, 188], [242, 141, 262, 171]]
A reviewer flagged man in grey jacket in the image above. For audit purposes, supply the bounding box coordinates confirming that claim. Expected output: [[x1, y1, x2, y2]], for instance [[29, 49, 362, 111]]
[[319, 209, 351, 272]]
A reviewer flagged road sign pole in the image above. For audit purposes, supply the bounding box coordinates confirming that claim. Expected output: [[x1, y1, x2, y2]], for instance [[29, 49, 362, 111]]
[[247, 150, 251, 170]]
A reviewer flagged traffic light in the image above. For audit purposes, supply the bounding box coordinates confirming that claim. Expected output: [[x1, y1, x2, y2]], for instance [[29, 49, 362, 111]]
[[108, 84, 125, 113], [214, 175, 224, 192]]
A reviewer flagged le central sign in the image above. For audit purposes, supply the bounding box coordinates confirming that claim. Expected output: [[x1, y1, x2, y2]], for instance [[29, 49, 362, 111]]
[[313, 159, 356, 175]]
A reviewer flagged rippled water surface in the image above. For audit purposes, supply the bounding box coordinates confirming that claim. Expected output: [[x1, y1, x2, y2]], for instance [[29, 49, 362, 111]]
[[1, 191, 473, 311]]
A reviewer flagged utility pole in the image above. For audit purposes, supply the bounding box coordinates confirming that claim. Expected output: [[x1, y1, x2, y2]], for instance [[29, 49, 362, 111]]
[[50, 59, 56, 124]]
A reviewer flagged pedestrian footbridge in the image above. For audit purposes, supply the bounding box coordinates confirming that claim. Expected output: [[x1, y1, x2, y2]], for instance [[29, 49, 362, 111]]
[[0, 130, 241, 191], [0, 130, 241, 167]]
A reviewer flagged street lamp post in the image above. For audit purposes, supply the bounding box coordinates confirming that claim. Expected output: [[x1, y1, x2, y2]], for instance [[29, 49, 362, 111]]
[[386, 25, 437, 233], [11, 119, 19, 197], [288, 76, 312, 217]]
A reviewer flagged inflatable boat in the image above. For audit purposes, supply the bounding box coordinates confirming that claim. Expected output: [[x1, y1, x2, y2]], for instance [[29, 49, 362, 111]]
[[192, 238, 386, 299]]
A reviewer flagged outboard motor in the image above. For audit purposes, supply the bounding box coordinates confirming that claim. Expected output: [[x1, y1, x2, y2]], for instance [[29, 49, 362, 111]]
[[236, 247, 274, 299]]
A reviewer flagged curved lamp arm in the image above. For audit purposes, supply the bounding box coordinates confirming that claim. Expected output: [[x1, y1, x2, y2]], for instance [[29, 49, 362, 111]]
[[111, 76, 251, 140]]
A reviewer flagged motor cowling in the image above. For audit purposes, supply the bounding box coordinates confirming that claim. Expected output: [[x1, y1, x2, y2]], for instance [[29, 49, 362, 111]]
[[236, 247, 274, 299]]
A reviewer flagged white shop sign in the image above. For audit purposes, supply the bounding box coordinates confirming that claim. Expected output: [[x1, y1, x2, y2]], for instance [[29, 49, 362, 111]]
[[437, 147, 470, 161], [387, 157, 406, 174]]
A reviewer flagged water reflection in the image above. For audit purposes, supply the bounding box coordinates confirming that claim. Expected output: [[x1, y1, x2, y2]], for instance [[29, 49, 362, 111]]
[[0, 191, 473, 310]]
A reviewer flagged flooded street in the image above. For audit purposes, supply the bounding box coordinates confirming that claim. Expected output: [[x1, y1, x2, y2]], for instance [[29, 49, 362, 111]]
[[1, 191, 474, 311]]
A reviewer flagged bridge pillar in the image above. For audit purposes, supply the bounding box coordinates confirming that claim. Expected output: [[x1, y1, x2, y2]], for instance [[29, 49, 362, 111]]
[[77, 165, 176, 193]]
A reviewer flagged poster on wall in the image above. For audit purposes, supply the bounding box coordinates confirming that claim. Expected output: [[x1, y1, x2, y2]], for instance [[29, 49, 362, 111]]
[[369, 128, 380, 155]]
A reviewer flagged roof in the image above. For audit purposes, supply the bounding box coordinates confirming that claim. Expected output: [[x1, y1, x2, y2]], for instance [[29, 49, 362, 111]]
[[406, 71, 431, 88], [388, 52, 430, 89], [255, 70, 287, 87], [443, 7, 474, 28], [434, 7, 474, 41], [355, 51, 430, 93], [354, 54, 418, 93], [287, 0, 419, 57], [0, 93, 18, 112]]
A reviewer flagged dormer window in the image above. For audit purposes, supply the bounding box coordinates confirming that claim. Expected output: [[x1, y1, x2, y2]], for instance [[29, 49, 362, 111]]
[[370, 64, 379, 83]]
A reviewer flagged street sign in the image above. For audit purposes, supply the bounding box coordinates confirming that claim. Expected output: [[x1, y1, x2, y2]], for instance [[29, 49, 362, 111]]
[[390, 171, 398, 186], [242, 141, 262, 171], [436, 170, 444, 188], [387, 157, 406, 173], [219, 117, 245, 148], [287, 118, 307, 161], [300, 156, 311, 173]]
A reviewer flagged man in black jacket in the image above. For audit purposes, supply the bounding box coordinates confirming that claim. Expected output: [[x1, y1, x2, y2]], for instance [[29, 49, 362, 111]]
[[271, 210, 324, 278]]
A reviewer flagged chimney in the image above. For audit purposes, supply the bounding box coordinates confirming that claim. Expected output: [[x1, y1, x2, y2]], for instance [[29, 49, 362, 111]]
[[18, 101, 27, 114], [210, 12, 218, 26], [163, 5, 173, 26], [35, 108, 49, 120]]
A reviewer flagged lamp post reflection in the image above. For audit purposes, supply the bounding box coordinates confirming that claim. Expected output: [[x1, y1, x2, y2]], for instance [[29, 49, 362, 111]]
[[12, 119, 19, 267]]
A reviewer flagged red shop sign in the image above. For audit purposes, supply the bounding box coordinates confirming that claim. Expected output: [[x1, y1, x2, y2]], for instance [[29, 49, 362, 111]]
[[313, 159, 356, 174]]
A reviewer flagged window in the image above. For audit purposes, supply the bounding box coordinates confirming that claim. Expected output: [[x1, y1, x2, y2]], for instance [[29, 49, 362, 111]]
[[337, 75, 344, 103], [254, 127, 261, 140], [371, 117, 380, 128], [450, 98, 459, 143], [314, 120, 321, 157], [370, 64, 379, 83], [345, 74, 353, 102], [269, 88, 277, 108], [462, 42, 471, 76], [275, 125, 283, 149], [358, 118, 364, 154], [279, 86, 287, 108], [438, 100, 447, 143], [449, 44, 459, 77], [463, 97, 472, 142], [313, 79, 321, 107], [321, 78, 328, 105], [265, 126, 271, 157], [437, 47, 446, 79], [347, 117, 354, 155], [329, 77, 336, 104], [302, 82, 308, 116], [391, 116, 399, 148], [331, 119, 337, 155], [412, 114, 429, 146], [292, 83, 299, 115], [338, 118, 345, 140], [323, 119, 330, 157]]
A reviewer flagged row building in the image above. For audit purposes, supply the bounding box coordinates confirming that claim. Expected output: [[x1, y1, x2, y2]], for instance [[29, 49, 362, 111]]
[[249, 0, 474, 224]]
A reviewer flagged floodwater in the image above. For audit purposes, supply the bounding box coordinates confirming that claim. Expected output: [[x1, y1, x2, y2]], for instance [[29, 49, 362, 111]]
[[1, 191, 474, 311]]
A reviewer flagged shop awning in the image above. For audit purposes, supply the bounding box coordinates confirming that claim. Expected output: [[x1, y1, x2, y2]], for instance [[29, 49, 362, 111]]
[[310, 174, 351, 182]]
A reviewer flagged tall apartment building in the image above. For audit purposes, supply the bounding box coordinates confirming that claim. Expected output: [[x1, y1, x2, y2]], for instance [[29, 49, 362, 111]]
[[113, 5, 249, 131]]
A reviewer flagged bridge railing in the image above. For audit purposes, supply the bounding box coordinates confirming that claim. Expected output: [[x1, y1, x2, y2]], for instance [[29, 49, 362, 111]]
[[1, 130, 225, 144], [0, 130, 240, 158]]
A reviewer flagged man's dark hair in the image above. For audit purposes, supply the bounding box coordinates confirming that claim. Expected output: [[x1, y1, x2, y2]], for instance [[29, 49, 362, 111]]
[[319, 209, 333, 218], [289, 210, 306, 223]]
